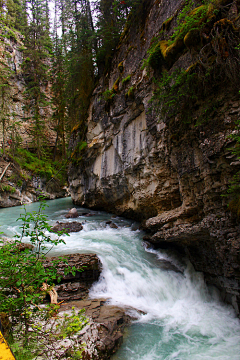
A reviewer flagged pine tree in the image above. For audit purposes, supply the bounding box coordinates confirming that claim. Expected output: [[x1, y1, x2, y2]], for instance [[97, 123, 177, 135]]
[[22, 0, 52, 158], [0, 63, 12, 155], [51, 35, 67, 160], [51, 0, 94, 160], [65, 0, 94, 129]]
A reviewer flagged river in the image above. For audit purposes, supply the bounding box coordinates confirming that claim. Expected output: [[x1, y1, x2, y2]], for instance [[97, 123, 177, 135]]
[[0, 197, 240, 359]]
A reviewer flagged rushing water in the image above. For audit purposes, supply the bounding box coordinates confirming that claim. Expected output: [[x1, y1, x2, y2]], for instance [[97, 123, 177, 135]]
[[0, 197, 240, 360]]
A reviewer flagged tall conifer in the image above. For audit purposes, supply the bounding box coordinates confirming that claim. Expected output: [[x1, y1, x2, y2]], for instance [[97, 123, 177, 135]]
[[22, 0, 52, 158]]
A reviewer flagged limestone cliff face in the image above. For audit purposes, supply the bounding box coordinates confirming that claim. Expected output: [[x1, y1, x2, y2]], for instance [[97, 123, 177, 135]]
[[68, 0, 240, 315]]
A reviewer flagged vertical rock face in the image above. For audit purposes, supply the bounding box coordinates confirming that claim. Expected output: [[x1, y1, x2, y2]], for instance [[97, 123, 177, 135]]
[[68, 0, 240, 315]]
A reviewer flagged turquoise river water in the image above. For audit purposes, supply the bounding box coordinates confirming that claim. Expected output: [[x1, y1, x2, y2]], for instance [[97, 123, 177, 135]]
[[0, 197, 240, 360]]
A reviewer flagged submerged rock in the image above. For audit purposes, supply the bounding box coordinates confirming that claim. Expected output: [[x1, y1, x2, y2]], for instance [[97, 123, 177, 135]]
[[50, 221, 83, 233], [106, 221, 118, 229]]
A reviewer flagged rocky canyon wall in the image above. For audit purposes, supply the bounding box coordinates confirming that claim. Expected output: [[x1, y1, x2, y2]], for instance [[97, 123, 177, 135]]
[[68, 0, 240, 315]]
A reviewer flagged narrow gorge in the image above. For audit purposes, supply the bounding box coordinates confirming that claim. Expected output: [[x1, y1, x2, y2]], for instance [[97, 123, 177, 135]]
[[68, 0, 240, 316], [1, 0, 240, 358]]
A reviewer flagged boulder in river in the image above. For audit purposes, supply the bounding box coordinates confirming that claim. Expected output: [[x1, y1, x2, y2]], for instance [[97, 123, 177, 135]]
[[65, 208, 79, 218], [51, 221, 83, 234], [43, 253, 102, 301], [106, 221, 118, 229]]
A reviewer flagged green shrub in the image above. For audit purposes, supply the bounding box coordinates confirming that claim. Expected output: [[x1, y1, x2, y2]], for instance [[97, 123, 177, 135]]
[[102, 89, 115, 101], [122, 74, 132, 84], [151, 68, 198, 121], [14, 149, 55, 180], [126, 86, 134, 99], [0, 200, 87, 358], [0, 184, 16, 193]]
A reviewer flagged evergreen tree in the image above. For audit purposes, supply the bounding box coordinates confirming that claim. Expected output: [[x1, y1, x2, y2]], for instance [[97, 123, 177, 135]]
[[51, 0, 94, 160], [22, 0, 52, 158], [51, 35, 67, 160], [65, 0, 94, 130], [0, 63, 12, 155]]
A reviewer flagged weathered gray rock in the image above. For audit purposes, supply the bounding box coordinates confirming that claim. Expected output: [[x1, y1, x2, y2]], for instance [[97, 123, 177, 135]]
[[68, 0, 240, 316], [51, 221, 83, 234], [60, 299, 132, 360]]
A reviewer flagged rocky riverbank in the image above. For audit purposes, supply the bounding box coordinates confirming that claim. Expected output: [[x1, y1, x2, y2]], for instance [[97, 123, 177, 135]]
[[0, 156, 68, 207], [44, 253, 133, 359]]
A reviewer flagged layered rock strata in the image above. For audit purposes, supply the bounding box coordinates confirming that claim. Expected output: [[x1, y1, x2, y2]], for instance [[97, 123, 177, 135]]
[[68, 0, 240, 315], [44, 254, 102, 301]]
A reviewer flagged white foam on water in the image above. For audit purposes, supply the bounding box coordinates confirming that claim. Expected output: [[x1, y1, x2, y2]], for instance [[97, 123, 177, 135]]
[[0, 199, 240, 359]]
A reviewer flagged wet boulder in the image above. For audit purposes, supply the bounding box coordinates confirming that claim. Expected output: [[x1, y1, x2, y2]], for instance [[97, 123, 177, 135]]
[[110, 222, 118, 229], [65, 208, 79, 218], [51, 221, 83, 234], [43, 253, 102, 301], [106, 221, 118, 229]]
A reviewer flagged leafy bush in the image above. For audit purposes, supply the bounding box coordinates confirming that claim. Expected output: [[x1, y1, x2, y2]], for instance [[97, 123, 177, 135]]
[[151, 68, 198, 121], [0, 184, 16, 193], [13, 148, 67, 184], [0, 199, 87, 358]]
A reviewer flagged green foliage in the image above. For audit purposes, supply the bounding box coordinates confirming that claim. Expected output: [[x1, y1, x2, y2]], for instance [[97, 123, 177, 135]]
[[3, 26, 19, 41], [14, 148, 54, 179], [126, 85, 134, 99], [151, 68, 198, 121], [148, 0, 240, 125], [0, 183, 16, 193], [70, 141, 88, 163], [143, 0, 219, 72], [170, 2, 214, 44], [10, 306, 88, 359], [143, 40, 168, 70], [12, 148, 67, 184], [21, 0, 52, 158], [0, 200, 64, 326], [122, 74, 132, 84], [102, 88, 115, 101], [17, 179, 23, 187], [0, 199, 88, 357]]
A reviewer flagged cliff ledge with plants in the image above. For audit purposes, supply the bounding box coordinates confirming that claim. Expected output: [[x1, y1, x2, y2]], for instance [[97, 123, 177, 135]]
[[68, 0, 240, 316]]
